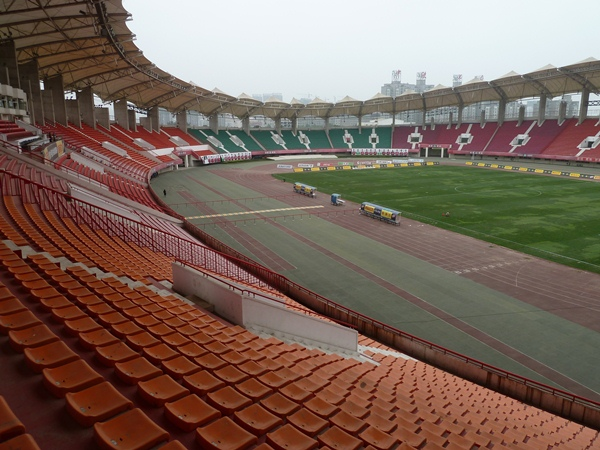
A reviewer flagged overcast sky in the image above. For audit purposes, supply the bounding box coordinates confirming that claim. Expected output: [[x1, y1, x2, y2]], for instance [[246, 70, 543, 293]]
[[123, 0, 599, 103]]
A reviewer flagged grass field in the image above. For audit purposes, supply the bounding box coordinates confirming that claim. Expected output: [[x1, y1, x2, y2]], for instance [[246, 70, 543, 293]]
[[274, 165, 600, 274]]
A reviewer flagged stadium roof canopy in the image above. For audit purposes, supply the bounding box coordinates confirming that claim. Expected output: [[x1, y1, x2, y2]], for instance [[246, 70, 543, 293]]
[[4, 0, 600, 120]]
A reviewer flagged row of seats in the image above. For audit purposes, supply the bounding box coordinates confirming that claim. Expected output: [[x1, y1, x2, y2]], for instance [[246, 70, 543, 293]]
[[1, 239, 598, 449]]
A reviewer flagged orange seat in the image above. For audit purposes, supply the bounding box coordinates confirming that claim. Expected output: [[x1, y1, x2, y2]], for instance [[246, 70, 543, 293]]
[[137, 374, 189, 407], [317, 425, 363, 450], [260, 392, 301, 418], [8, 323, 59, 351], [161, 332, 190, 348], [23, 340, 79, 373], [141, 343, 178, 365], [266, 423, 319, 450], [359, 425, 399, 450], [214, 364, 249, 386], [162, 355, 201, 379], [288, 408, 329, 437], [42, 358, 104, 398], [65, 381, 134, 427], [164, 394, 221, 432], [125, 331, 160, 351], [78, 328, 119, 350], [330, 409, 367, 434], [51, 305, 87, 322], [233, 403, 282, 436], [111, 320, 144, 338], [304, 394, 339, 418], [114, 356, 162, 385], [234, 378, 273, 402], [97, 311, 128, 327], [206, 386, 252, 415], [95, 341, 138, 367], [0, 395, 25, 441], [196, 417, 257, 450], [182, 370, 226, 397], [0, 296, 27, 315], [64, 316, 102, 336], [0, 310, 42, 334], [0, 433, 41, 450], [39, 295, 72, 311], [94, 408, 169, 450]]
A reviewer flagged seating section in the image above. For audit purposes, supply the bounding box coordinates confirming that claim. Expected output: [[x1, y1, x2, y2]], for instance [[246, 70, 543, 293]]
[[542, 118, 600, 158], [1, 235, 599, 449], [2, 119, 600, 450], [0, 120, 36, 142]]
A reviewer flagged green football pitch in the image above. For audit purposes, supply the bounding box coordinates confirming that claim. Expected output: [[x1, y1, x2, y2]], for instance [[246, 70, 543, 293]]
[[274, 165, 600, 274]]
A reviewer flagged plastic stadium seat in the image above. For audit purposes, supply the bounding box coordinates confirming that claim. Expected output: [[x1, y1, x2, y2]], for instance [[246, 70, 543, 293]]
[[23, 341, 79, 373], [0, 310, 42, 334], [233, 378, 273, 402], [182, 370, 226, 397], [51, 305, 87, 322], [213, 364, 249, 386], [177, 341, 207, 359], [195, 417, 257, 450], [233, 403, 283, 435], [161, 355, 201, 379], [329, 409, 367, 434], [194, 353, 227, 371], [78, 328, 119, 350], [206, 386, 252, 415], [0, 433, 41, 450], [260, 392, 301, 418], [111, 320, 144, 338], [317, 425, 363, 450], [266, 423, 319, 450], [359, 425, 399, 450], [0, 395, 25, 440], [64, 316, 102, 336], [164, 394, 221, 432], [279, 382, 314, 403], [65, 381, 133, 427], [42, 358, 104, 398], [287, 408, 328, 437], [8, 323, 59, 351], [94, 408, 169, 450], [141, 343, 178, 365], [114, 356, 162, 385], [125, 331, 160, 351], [137, 374, 189, 407], [304, 394, 339, 418], [95, 341, 138, 367], [0, 296, 27, 315]]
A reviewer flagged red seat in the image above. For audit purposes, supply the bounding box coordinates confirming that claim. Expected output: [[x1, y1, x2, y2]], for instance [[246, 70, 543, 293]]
[[317, 425, 363, 450], [161, 355, 201, 379], [94, 408, 169, 450], [266, 423, 318, 450], [182, 370, 226, 397], [0, 396, 25, 441], [137, 374, 189, 407], [0, 310, 42, 334], [206, 386, 252, 415], [164, 394, 221, 432], [65, 381, 134, 427], [195, 417, 257, 450], [78, 328, 119, 350], [42, 358, 104, 397], [114, 356, 162, 385], [23, 341, 79, 373], [8, 323, 59, 351], [233, 403, 283, 436], [287, 408, 328, 437], [95, 341, 138, 367], [0, 433, 41, 450]]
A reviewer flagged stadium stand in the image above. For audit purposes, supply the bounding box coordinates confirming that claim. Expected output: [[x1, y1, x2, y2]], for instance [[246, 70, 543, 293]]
[[2, 121, 600, 448], [3, 2, 600, 448]]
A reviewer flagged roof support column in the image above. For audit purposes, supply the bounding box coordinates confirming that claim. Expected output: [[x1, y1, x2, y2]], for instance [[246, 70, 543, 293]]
[[176, 110, 188, 132], [147, 106, 159, 132], [275, 117, 281, 135], [96, 107, 110, 129], [18, 60, 43, 126], [480, 108, 485, 127], [241, 116, 249, 135], [558, 100, 567, 125], [128, 109, 137, 131], [114, 99, 129, 129], [66, 99, 80, 127], [497, 98, 506, 126], [45, 74, 67, 126], [518, 104, 525, 126], [78, 86, 95, 129], [578, 87, 589, 124], [421, 110, 426, 127], [538, 94, 547, 126], [457, 105, 463, 127], [209, 114, 218, 133], [0, 39, 18, 88], [291, 117, 298, 135]]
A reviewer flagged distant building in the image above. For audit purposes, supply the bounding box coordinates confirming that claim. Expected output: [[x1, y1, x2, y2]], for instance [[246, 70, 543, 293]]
[[381, 71, 434, 97]]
